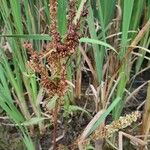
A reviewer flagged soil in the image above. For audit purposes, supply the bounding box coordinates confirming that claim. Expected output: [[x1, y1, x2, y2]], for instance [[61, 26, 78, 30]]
[[0, 124, 24, 150]]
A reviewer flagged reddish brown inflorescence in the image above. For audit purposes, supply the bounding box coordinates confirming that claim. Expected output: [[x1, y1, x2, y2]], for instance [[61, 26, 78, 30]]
[[24, 0, 81, 98]]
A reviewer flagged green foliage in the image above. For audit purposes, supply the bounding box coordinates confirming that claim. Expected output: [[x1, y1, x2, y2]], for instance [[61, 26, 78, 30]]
[[79, 37, 117, 53], [88, 97, 121, 136]]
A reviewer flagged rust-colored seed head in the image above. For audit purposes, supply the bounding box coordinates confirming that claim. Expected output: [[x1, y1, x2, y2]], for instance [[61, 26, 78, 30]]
[[25, 0, 83, 100], [49, 0, 61, 46]]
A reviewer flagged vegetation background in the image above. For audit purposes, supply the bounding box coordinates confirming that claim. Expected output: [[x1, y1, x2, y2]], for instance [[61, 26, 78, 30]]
[[0, 0, 150, 149]]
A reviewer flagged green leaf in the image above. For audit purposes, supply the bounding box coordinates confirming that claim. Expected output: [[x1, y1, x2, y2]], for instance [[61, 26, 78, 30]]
[[68, 105, 91, 117], [46, 95, 59, 110], [21, 117, 46, 126], [79, 38, 117, 53], [86, 4, 104, 82], [119, 0, 134, 59], [57, 0, 67, 36], [0, 34, 51, 40], [88, 97, 121, 136]]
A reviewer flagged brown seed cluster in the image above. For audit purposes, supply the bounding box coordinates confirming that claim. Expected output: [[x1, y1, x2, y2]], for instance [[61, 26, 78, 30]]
[[24, 0, 81, 98]]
